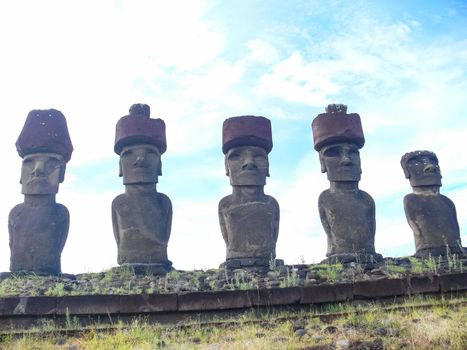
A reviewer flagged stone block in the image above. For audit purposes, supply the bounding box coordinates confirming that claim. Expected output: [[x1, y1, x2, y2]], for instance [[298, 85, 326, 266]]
[[119, 293, 177, 313], [353, 279, 406, 298], [178, 290, 252, 311], [56, 295, 120, 315], [247, 287, 300, 306], [439, 273, 467, 293], [301, 283, 353, 304], [406, 275, 440, 295]]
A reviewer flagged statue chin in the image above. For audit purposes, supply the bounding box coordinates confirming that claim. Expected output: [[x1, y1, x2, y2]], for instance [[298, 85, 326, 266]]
[[22, 182, 59, 195]]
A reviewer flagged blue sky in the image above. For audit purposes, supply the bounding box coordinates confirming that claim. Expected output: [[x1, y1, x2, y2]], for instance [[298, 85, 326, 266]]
[[0, 0, 465, 273]]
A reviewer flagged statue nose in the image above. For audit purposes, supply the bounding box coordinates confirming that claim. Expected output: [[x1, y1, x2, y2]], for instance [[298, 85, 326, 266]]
[[424, 164, 437, 173], [242, 160, 257, 170], [340, 156, 352, 166], [133, 156, 147, 167], [31, 161, 46, 177]]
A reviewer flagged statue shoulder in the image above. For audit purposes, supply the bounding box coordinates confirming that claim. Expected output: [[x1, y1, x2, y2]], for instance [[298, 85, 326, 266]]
[[265, 195, 280, 209], [112, 193, 128, 207], [8, 203, 25, 219], [156, 192, 172, 204], [439, 194, 457, 209], [55, 203, 69, 215], [359, 190, 375, 204], [403, 193, 419, 206], [219, 194, 234, 210], [318, 189, 332, 203]]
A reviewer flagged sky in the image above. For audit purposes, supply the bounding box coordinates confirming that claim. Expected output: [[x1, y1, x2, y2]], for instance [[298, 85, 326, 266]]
[[0, 0, 466, 273]]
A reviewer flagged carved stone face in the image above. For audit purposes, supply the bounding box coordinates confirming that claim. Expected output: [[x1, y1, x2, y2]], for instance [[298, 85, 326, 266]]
[[404, 153, 442, 187], [120, 144, 161, 185], [225, 146, 269, 186], [21, 153, 65, 195], [319, 143, 361, 182]]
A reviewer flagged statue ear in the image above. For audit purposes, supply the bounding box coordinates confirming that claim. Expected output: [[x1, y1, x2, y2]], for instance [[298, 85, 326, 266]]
[[224, 157, 229, 176], [59, 163, 66, 183], [403, 167, 410, 179], [158, 159, 162, 176], [319, 154, 327, 173], [119, 159, 123, 177], [401, 161, 410, 179]]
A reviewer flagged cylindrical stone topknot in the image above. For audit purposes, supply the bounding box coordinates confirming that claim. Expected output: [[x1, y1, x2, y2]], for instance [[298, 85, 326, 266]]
[[129, 104, 150, 118]]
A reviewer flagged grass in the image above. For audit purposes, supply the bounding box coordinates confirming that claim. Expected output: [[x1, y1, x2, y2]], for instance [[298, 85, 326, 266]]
[[0, 295, 465, 349]]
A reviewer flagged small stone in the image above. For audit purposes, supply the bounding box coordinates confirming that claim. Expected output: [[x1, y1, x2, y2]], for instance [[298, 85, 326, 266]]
[[190, 337, 201, 344], [295, 328, 307, 337], [267, 271, 278, 279], [323, 325, 338, 334]]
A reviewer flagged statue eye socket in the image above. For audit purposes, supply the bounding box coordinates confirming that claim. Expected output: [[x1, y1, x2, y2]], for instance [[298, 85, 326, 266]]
[[121, 149, 133, 157], [228, 153, 240, 160], [323, 148, 339, 157]]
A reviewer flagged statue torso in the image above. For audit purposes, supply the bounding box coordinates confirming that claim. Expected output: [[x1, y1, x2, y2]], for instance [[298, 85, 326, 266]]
[[9, 202, 69, 274], [319, 189, 376, 255], [112, 191, 172, 264], [404, 193, 460, 251], [219, 195, 279, 259]]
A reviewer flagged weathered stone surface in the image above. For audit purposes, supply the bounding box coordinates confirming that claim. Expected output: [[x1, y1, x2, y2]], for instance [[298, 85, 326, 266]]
[[248, 287, 301, 306], [301, 283, 354, 304], [56, 295, 120, 315], [401, 151, 464, 257], [114, 104, 166, 155], [222, 116, 272, 154], [15, 109, 73, 162], [312, 105, 382, 264], [112, 104, 172, 274], [439, 273, 467, 292], [9, 109, 72, 275], [407, 275, 440, 294], [9, 201, 69, 275], [219, 116, 280, 268], [178, 290, 253, 311], [0, 296, 57, 316], [312, 104, 364, 151], [353, 279, 406, 298], [119, 293, 178, 313]]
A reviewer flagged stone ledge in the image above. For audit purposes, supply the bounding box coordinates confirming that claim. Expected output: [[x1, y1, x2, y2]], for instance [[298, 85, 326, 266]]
[[0, 272, 465, 321]]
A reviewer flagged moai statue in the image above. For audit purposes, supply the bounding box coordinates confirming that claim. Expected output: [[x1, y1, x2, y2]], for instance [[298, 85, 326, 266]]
[[312, 104, 382, 264], [401, 150, 464, 258], [9, 109, 73, 275], [219, 116, 281, 269], [112, 104, 173, 274]]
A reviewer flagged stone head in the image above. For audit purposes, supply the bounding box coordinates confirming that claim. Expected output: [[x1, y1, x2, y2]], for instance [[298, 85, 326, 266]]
[[20, 152, 66, 194], [401, 150, 442, 187], [15, 109, 72, 194], [222, 115, 273, 186], [114, 104, 167, 185], [225, 145, 269, 186], [119, 143, 162, 185], [319, 142, 362, 182]]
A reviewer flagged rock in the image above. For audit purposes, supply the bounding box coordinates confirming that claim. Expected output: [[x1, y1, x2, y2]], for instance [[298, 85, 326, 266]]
[[295, 328, 308, 337]]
